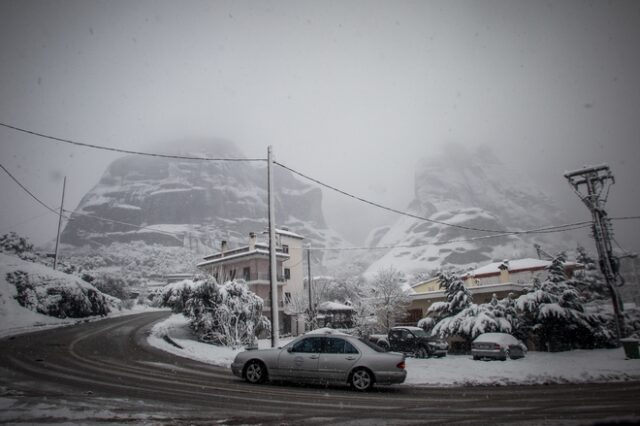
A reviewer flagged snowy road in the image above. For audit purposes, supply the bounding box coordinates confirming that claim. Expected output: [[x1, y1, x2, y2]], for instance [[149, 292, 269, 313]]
[[1, 312, 639, 425]]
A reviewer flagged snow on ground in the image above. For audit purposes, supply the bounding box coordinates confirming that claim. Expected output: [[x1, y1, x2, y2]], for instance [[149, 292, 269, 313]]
[[149, 313, 640, 387]]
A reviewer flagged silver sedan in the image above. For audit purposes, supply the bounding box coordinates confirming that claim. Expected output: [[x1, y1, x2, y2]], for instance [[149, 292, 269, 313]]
[[231, 331, 406, 391]]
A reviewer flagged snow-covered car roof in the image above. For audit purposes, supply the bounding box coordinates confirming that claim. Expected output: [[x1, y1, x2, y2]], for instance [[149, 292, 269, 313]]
[[473, 332, 520, 345], [305, 327, 350, 336]]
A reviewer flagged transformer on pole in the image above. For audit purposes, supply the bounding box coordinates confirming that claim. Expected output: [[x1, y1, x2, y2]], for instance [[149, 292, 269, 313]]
[[564, 164, 625, 345]]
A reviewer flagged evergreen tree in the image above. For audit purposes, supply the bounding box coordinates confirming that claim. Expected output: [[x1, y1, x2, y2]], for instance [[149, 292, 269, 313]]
[[422, 271, 472, 324], [516, 252, 606, 351], [571, 246, 608, 302]]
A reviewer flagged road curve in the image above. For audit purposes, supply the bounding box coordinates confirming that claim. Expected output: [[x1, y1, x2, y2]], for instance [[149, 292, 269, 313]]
[[1, 311, 639, 425]]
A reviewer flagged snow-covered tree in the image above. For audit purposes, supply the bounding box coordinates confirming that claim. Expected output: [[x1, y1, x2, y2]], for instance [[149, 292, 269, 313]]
[[516, 252, 609, 351], [419, 271, 472, 331], [183, 278, 270, 347], [571, 246, 608, 302], [367, 266, 410, 333], [428, 293, 515, 341]]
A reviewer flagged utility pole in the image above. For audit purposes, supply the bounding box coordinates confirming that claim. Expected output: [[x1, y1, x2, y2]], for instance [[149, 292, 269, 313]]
[[564, 164, 624, 345], [306, 244, 313, 329], [267, 146, 279, 348], [53, 176, 66, 270]]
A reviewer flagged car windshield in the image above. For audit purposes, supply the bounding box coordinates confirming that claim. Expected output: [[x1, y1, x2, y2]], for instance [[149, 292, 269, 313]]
[[409, 329, 429, 338]]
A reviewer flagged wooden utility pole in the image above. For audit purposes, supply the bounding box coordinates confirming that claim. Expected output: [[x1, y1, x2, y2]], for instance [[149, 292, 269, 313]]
[[53, 176, 66, 270]]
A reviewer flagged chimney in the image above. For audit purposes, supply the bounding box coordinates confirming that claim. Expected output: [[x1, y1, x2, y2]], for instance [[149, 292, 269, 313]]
[[249, 232, 257, 251], [221, 240, 228, 256]]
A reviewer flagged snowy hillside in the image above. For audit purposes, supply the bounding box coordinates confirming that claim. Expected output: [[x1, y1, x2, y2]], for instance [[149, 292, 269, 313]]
[[0, 252, 119, 337], [60, 141, 350, 267], [364, 145, 572, 277]]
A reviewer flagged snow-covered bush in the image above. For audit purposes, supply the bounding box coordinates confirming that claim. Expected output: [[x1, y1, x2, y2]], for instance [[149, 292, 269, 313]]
[[179, 278, 270, 347], [6, 268, 110, 318], [0, 232, 33, 254], [158, 279, 199, 313]]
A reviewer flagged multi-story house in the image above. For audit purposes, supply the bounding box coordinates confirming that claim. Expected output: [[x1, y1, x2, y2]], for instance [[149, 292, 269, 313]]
[[196, 228, 305, 336]]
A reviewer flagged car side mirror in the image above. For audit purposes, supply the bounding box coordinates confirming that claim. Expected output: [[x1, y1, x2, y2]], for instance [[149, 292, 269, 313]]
[[287, 347, 293, 353]]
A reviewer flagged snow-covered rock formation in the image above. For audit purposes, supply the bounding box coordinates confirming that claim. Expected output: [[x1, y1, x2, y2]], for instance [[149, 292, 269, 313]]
[[61, 140, 348, 265], [364, 144, 571, 277]]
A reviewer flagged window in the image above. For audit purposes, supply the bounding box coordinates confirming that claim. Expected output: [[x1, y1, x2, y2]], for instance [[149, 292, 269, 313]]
[[282, 244, 289, 254], [285, 292, 291, 304], [243, 267, 250, 281], [323, 337, 358, 354], [284, 268, 291, 280], [291, 337, 322, 353]]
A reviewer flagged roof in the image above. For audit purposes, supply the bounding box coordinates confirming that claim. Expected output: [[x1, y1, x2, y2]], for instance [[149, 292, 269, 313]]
[[465, 258, 552, 277], [276, 228, 304, 240], [317, 301, 355, 312], [410, 282, 531, 300], [197, 246, 289, 268]]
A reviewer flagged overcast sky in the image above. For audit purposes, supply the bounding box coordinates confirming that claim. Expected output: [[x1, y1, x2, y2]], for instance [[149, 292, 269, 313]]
[[1, 0, 639, 255]]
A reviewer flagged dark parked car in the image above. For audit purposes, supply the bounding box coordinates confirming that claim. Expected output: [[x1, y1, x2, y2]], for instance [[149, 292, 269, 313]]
[[231, 330, 406, 391], [471, 332, 527, 361]]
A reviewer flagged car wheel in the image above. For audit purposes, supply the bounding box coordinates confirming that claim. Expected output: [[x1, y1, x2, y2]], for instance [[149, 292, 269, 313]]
[[501, 349, 509, 361], [351, 368, 374, 391], [377, 341, 390, 351], [473, 355, 480, 361], [416, 347, 427, 359], [244, 360, 267, 384]]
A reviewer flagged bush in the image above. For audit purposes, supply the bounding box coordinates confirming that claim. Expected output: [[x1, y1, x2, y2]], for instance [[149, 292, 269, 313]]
[[7, 269, 110, 318]]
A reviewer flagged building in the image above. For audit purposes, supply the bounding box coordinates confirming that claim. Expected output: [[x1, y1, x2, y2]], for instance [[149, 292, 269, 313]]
[[196, 229, 305, 336], [406, 258, 579, 325]]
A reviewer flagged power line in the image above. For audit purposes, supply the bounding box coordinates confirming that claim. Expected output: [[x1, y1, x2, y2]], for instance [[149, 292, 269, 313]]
[[0, 122, 266, 162], [0, 163, 65, 217], [275, 161, 510, 234]]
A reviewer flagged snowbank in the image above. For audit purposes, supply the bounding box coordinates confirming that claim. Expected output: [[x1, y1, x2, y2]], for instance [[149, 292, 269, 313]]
[[0, 253, 163, 338], [148, 314, 640, 387]]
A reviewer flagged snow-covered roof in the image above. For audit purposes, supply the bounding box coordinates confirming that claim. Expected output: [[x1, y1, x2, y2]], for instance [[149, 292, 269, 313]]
[[464, 258, 552, 277], [276, 228, 304, 240], [197, 246, 289, 268], [317, 301, 355, 312]]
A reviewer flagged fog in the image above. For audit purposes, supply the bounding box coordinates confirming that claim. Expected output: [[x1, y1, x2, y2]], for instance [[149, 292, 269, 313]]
[[1, 0, 639, 254]]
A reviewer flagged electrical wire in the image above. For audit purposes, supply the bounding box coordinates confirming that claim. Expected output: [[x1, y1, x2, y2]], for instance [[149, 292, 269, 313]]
[[0, 163, 65, 217], [0, 122, 266, 162]]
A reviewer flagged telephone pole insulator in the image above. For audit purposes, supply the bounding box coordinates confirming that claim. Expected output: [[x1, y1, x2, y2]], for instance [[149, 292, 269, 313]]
[[564, 164, 625, 344]]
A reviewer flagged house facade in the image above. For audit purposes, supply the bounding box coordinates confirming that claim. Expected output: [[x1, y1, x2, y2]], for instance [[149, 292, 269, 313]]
[[196, 228, 305, 336]]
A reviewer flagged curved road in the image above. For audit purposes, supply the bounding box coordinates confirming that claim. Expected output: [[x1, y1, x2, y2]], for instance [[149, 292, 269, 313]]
[[1, 312, 638, 425]]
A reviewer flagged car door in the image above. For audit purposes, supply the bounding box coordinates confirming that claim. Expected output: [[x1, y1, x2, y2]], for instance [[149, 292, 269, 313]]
[[317, 337, 361, 382], [276, 336, 322, 381]]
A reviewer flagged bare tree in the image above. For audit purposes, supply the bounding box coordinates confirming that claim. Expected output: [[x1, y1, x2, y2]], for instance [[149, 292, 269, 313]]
[[368, 266, 410, 333]]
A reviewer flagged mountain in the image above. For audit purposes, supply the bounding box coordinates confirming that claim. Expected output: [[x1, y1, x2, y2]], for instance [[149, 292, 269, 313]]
[[61, 140, 348, 265], [363, 144, 572, 278]]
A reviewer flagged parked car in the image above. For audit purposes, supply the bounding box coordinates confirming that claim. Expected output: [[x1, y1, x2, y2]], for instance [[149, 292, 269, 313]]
[[231, 330, 406, 391], [471, 333, 527, 361], [369, 326, 448, 358]]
